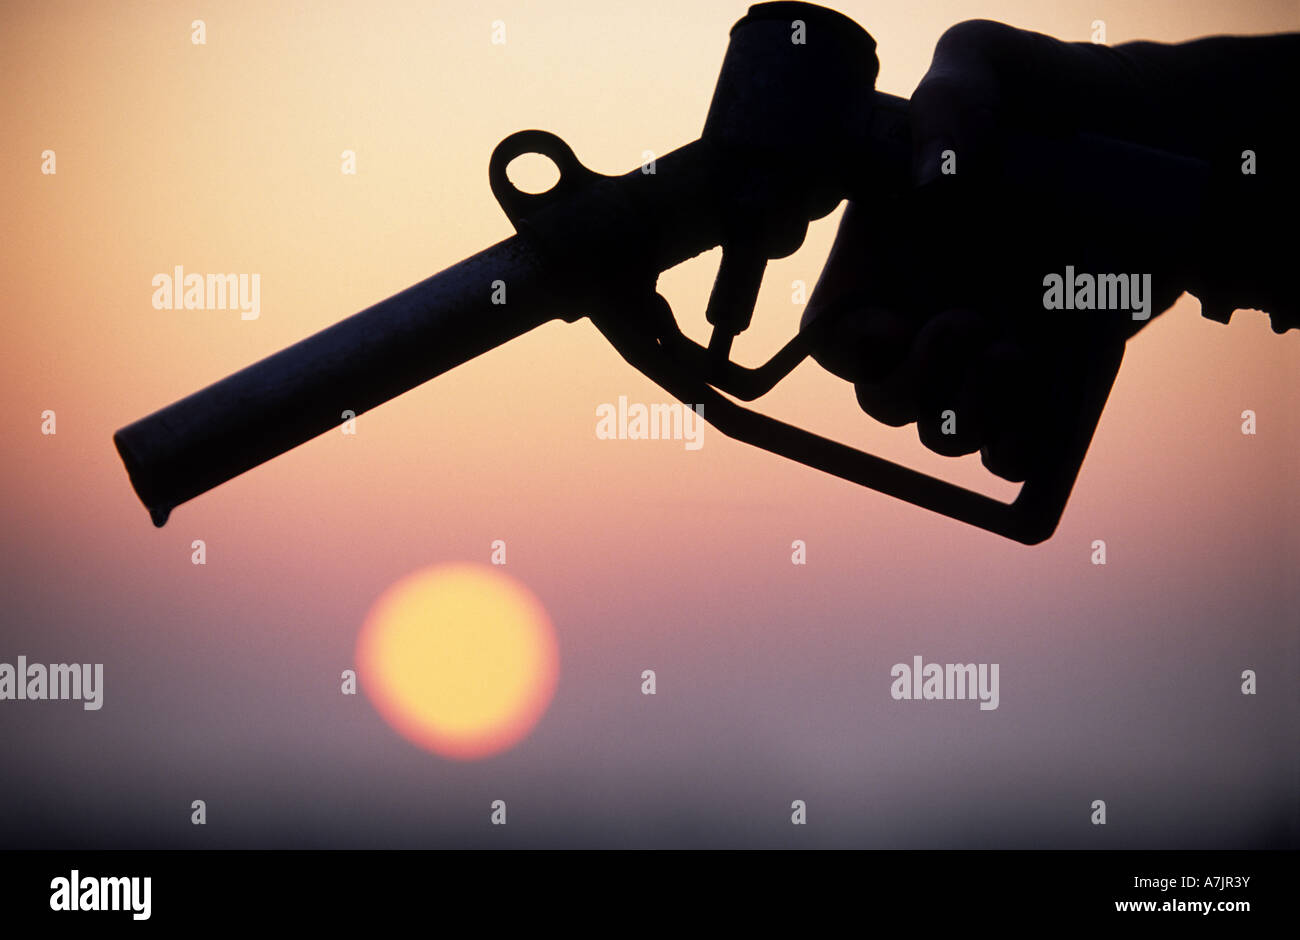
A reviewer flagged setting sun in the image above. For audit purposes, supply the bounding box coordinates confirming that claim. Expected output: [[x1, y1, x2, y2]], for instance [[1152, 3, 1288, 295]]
[[356, 564, 559, 760]]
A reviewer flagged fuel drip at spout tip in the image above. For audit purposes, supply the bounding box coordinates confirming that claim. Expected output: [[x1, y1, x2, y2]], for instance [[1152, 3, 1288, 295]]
[[112, 427, 172, 528]]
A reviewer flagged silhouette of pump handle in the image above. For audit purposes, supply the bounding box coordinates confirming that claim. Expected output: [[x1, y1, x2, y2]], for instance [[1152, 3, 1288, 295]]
[[113, 2, 1223, 543]]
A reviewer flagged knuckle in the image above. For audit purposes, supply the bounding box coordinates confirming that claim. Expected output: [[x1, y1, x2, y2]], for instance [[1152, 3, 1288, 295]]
[[935, 19, 1015, 56]]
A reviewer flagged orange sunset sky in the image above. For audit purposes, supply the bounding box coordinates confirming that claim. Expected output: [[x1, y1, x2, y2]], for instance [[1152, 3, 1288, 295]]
[[1, 0, 1296, 847]]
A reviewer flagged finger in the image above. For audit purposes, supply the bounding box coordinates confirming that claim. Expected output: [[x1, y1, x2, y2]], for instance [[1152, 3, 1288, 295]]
[[804, 188, 923, 333], [802, 201, 875, 335], [854, 354, 920, 428], [803, 306, 916, 385], [911, 310, 993, 455], [829, 306, 915, 384], [917, 374, 984, 457], [803, 199, 920, 383], [911, 21, 1007, 185], [912, 20, 1135, 186], [853, 310, 990, 430], [980, 433, 1033, 484], [970, 339, 1038, 481]]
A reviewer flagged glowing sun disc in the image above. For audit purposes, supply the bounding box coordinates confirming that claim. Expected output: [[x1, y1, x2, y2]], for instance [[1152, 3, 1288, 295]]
[[357, 564, 558, 760]]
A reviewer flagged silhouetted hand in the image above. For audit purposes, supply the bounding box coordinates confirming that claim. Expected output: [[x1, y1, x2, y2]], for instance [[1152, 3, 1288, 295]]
[[801, 20, 1297, 481]]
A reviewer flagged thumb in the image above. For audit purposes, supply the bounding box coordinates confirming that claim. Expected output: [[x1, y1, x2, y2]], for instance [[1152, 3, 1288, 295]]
[[910, 19, 1128, 186]]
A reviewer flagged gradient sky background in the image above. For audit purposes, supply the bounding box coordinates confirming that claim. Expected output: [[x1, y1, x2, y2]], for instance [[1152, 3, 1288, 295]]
[[1, 0, 1296, 848]]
